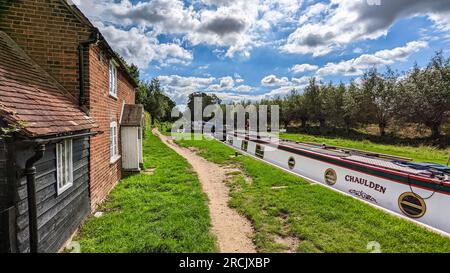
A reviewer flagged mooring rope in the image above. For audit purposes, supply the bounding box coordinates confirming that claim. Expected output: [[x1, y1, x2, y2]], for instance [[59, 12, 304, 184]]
[[407, 174, 444, 200]]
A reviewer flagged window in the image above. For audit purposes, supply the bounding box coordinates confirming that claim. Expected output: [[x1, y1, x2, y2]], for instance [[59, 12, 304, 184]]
[[56, 139, 73, 195], [110, 121, 119, 161], [109, 60, 117, 97]]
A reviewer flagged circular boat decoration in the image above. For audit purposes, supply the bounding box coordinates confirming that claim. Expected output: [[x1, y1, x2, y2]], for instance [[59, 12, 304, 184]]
[[324, 168, 337, 186], [398, 192, 426, 218], [288, 157, 295, 170]]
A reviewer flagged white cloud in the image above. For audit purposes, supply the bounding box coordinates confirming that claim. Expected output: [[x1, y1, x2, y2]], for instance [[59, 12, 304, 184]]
[[106, 0, 198, 33], [298, 2, 329, 25], [76, 0, 264, 59], [261, 75, 290, 86], [374, 41, 428, 60], [207, 76, 235, 91], [263, 84, 304, 97], [159, 75, 256, 103], [97, 23, 192, 69], [290, 63, 319, 74], [317, 40, 428, 76], [234, 85, 253, 92], [282, 0, 450, 56], [159, 75, 216, 104], [353, 47, 364, 54], [291, 76, 315, 85], [220, 76, 235, 88], [234, 73, 244, 83], [207, 76, 255, 93], [76, 0, 310, 62], [159, 75, 215, 88]]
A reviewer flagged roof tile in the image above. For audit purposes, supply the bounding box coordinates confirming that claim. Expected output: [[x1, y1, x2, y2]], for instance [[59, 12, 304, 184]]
[[0, 31, 97, 137]]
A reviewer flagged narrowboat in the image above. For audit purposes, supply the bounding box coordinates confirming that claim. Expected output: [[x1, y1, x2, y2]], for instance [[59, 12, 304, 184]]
[[220, 132, 450, 235]]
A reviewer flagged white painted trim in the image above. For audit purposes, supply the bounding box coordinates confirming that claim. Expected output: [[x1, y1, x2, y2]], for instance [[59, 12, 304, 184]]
[[110, 155, 121, 165], [56, 139, 73, 196], [110, 121, 119, 160], [109, 60, 118, 98]]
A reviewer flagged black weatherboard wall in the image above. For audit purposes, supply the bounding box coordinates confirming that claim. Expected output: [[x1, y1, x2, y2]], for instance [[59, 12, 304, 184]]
[[10, 136, 91, 253], [0, 139, 10, 252], [0, 140, 7, 210]]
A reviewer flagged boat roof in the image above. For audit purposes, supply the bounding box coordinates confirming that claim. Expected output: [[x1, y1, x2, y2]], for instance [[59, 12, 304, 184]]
[[231, 132, 449, 182]]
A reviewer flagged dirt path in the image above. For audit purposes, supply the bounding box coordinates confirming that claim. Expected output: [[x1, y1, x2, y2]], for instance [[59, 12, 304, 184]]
[[153, 129, 256, 253]]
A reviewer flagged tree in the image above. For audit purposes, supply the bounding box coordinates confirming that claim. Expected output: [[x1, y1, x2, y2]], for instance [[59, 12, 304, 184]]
[[282, 90, 309, 129], [359, 68, 399, 136], [140, 78, 175, 124], [342, 81, 361, 133], [187, 92, 222, 122], [295, 93, 310, 129], [323, 82, 345, 128], [116, 53, 140, 84], [304, 78, 326, 128], [270, 96, 290, 129], [399, 52, 450, 138], [135, 83, 148, 106]]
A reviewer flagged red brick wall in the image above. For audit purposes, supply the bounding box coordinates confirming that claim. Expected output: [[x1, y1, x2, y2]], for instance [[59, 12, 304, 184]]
[[88, 46, 135, 209], [0, 0, 136, 210], [0, 0, 91, 99]]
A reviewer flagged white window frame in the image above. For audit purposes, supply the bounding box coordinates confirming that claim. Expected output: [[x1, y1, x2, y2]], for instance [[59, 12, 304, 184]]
[[109, 60, 118, 98], [110, 121, 119, 162], [56, 139, 73, 195]]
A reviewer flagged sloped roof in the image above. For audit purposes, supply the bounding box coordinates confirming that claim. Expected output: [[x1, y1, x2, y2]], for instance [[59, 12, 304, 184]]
[[0, 31, 97, 137], [121, 104, 144, 127]]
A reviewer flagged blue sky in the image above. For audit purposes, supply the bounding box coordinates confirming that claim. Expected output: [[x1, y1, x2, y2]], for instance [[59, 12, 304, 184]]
[[75, 0, 450, 106]]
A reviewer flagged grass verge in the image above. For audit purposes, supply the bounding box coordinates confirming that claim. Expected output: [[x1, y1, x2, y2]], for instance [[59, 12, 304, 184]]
[[176, 135, 450, 253], [75, 131, 217, 253], [280, 132, 450, 165]]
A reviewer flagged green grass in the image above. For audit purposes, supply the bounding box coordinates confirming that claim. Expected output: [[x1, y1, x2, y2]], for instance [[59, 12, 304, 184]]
[[176, 136, 450, 253], [75, 131, 217, 253], [280, 132, 450, 165]]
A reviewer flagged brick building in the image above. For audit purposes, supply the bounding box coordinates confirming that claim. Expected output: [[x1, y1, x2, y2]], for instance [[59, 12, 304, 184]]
[[0, 0, 141, 252], [0, 0, 139, 208]]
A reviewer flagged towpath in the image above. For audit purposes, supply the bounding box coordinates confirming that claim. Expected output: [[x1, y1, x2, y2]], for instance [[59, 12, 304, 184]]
[[153, 128, 256, 253]]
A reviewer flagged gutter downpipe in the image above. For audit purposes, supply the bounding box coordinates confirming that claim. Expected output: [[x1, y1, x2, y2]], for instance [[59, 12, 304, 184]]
[[25, 143, 46, 253], [78, 30, 100, 107], [22, 131, 97, 253]]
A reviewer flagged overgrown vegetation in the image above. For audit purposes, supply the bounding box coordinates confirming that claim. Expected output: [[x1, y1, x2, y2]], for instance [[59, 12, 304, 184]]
[[75, 131, 217, 253], [177, 136, 450, 253], [0, 120, 26, 140]]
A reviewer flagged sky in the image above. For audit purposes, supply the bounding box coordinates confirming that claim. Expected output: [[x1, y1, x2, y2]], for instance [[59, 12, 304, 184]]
[[73, 0, 450, 107]]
